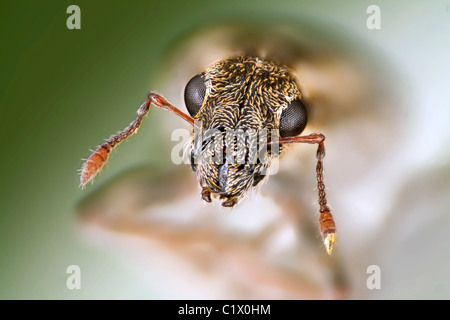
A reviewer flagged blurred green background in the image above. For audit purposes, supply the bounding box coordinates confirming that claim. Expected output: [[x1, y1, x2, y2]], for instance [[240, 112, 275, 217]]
[[1, 0, 449, 299]]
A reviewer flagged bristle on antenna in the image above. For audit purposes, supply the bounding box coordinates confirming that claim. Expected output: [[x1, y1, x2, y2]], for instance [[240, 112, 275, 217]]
[[80, 145, 110, 187]]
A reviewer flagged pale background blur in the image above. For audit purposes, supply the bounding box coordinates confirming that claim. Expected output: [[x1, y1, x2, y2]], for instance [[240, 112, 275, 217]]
[[1, 0, 449, 299]]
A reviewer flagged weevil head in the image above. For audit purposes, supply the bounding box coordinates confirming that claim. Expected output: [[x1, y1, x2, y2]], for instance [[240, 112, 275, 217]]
[[184, 56, 308, 206]]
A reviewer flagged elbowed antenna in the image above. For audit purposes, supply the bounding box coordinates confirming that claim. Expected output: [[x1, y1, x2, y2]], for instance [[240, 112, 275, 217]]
[[80, 92, 195, 187], [270, 132, 336, 255]]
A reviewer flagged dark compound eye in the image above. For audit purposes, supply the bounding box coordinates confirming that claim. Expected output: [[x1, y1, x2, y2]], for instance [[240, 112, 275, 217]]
[[184, 73, 206, 117], [279, 98, 308, 138]]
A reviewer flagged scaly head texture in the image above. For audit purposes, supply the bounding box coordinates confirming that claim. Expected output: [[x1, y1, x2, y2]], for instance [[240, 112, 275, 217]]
[[190, 56, 303, 206]]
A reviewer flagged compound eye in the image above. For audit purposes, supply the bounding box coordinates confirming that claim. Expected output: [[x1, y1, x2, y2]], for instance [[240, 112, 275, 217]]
[[279, 98, 308, 137], [184, 73, 206, 117]]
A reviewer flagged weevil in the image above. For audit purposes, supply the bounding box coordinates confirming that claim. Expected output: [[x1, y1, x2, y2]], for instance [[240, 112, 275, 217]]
[[80, 56, 336, 254]]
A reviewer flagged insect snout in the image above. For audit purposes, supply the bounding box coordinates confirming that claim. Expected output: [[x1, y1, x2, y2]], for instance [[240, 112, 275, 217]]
[[190, 126, 277, 207]]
